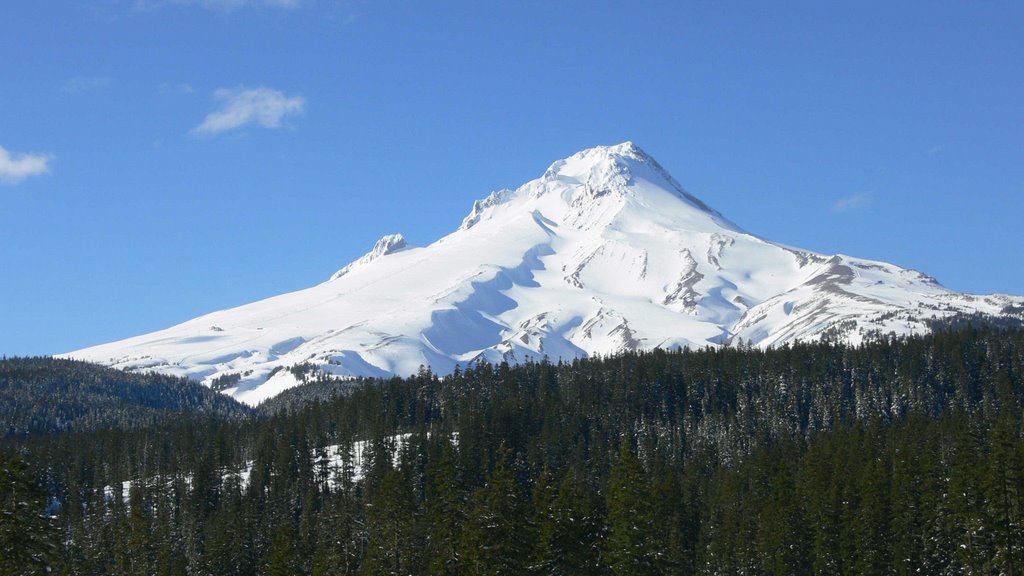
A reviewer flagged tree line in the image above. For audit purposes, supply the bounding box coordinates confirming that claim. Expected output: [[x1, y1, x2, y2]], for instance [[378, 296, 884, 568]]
[[2, 327, 1023, 574]]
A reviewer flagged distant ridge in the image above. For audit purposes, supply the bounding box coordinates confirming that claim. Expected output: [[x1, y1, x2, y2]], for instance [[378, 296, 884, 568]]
[[0, 357, 251, 436]]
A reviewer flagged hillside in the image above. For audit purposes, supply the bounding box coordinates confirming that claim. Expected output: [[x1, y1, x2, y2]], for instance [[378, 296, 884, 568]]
[[0, 357, 251, 436], [10, 328, 1024, 574]]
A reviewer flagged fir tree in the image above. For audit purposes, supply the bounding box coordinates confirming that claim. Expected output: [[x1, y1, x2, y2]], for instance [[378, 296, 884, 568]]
[[533, 467, 608, 575], [460, 453, 533, 575], [424, 441, 464, 576], [605, 443, 662, 576], [266, 522, 301, 576], [361, 469, 421, 575], [0, 453, 59, 575]]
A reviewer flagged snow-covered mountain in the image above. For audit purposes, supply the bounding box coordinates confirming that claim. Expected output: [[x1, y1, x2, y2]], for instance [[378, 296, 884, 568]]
[[63, 142, 1024, 404]]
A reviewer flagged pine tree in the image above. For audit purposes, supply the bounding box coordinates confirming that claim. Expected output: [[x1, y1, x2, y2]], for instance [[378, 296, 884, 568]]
[[889, 420, 926, 576], [120, 480, 155, 575], [361, 468, 421, 575], [985, 389, 1024, 576], [852, 429, 892, 574], [202, 474, 252, 576], [312, 494, 362, 576], [424, 441, 464, 576], [0, 453, 60, 575], [460, 454, 533, 576], [605, 444, 661, 576], [947, 416, 996, 574], [533, 467, 608, 575], [756, 447, 810, 575], [266, 522, 301, 576]]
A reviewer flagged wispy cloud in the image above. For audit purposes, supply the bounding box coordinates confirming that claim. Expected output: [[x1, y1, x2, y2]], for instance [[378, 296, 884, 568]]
[[832, 193, 872, 213], [160, 82, 196, 95], [191, 87, 305, 136], [0, 146, 53, 185], [137, 0, 301, 11], [62, 76, 110, 93], [927, 144, 943, 156]]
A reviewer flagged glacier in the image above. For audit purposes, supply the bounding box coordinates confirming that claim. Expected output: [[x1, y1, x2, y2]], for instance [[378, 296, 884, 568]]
[[61, 142, 1024, 405]]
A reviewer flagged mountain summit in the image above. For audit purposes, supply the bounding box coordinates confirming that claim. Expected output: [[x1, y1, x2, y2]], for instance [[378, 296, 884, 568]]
[[63, 143, 1024, 404]]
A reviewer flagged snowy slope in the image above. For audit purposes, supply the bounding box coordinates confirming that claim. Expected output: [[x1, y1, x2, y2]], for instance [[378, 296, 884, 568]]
[[62, 142, 1024, 405]]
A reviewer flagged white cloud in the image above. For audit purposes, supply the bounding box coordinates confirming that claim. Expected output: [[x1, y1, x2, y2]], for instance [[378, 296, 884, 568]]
[[832, 193, 872, 213], [62, 76, 110, 93], [137, 0, 301, 11], [191, 87, 305, 136], [0, 146, 53, 185]]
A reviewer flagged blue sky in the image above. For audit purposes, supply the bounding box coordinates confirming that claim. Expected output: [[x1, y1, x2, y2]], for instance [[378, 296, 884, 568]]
[[1, 0, 1021, 356]]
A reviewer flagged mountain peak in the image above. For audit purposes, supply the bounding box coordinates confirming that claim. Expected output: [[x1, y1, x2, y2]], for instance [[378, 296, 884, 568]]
[[540, 141, 647, 181], [329, 233, 408, 280], [460, 142, 727, 233], [563, 140, 649, 163]]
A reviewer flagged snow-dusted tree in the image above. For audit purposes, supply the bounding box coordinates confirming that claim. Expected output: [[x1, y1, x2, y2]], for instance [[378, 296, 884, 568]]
[[0, 453, 59, 575]]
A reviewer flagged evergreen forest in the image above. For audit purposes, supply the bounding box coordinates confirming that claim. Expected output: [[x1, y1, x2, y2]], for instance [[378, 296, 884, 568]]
[[2, 327, 1023, 575], [0, 358, 251, 437]]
